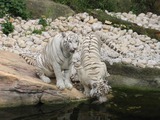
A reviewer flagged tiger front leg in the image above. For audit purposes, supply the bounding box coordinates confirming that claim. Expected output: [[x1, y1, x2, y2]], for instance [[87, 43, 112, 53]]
[[53, 64, 65, 90], [64, 69, 73, 90]]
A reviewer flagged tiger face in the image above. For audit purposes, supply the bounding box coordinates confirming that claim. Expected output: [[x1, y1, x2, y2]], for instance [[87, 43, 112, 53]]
[[63, 32, 79, 53], [90, 79, 111, 103]]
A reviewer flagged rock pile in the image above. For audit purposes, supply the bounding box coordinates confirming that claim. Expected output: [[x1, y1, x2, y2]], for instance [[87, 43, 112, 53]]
[[0, 12, 160, 69], [106, 10, 160, 31]]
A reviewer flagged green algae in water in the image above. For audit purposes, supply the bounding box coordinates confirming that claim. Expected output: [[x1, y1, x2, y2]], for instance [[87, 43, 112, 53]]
[[0, 88, 160, 120]]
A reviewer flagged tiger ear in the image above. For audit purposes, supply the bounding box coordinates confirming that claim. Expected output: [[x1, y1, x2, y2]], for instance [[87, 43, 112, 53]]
[[62, 32, 66, 37]]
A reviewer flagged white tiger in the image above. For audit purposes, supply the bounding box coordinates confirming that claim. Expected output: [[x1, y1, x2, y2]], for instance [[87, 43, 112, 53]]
[[20, 32, 79, 90], [75, 33, 111, 103]]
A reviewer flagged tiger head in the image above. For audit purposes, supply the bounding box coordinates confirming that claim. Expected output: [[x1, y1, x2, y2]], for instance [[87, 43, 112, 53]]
[[90, 79, 111, 103], [62, 32, 79, 53]]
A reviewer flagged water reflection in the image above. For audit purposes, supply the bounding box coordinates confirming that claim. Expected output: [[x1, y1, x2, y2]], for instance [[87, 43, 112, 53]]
[[0, 88, 160, 120]]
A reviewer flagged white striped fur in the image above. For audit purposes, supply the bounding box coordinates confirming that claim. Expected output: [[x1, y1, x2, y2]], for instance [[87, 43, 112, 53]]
[[76, 33, 111, 103], [20, 32, 79, 90], [95, 31, 126, 55]]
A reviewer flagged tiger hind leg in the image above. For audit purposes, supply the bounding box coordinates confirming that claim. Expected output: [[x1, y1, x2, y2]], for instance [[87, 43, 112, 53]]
[[39, 75, 51, 83], [36, 69, 51, 83]]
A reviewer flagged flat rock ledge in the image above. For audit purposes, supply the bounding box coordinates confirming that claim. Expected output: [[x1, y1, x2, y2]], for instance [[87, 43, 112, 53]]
[[107, 62, 160, 91], [0, 51, 85, 108], [1, 51, 160, 108]]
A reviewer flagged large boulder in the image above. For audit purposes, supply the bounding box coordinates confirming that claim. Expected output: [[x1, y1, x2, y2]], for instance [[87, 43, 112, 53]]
[[106, 62, 160, 90], [0, 51, 85, 108], [26, 0, 75, 19]]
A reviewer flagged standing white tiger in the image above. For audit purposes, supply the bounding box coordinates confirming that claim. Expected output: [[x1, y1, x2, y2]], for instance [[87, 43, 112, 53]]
[[75, 33, 111, 103], [20, 31, 79, 90]]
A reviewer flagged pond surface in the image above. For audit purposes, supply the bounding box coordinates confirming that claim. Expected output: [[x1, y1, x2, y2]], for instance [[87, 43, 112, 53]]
[[0, 88, 160, 120]]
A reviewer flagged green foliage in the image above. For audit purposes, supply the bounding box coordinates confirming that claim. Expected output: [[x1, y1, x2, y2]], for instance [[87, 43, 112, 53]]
[[1, 16, 14, 35], [131, 0, 156, 14], [38, 16, 48, 27], [32, 16, 48, 34], [53, 0, 157, 14], [52, 0, 127, 12], [0, 0, 30, 19], [32, 29, 42, 34]]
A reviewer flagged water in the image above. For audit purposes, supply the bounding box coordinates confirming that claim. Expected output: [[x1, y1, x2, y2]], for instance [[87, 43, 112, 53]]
[[0, 88, 160, 120]]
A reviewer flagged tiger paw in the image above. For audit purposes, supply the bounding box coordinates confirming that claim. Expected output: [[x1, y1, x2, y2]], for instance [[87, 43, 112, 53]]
[[65, 81, 73, 90], [40, 76, 51, 83], [56, 80, 65, 90]]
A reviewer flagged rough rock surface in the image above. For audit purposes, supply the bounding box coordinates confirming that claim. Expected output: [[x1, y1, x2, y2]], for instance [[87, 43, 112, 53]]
[[26, 0, 75, 19], [0, 51, 85, 108]]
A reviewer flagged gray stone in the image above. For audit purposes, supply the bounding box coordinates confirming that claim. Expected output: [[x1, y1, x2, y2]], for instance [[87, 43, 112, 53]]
[[42, 32, 51, 39], [17, 39, 26, 48], [122, 58, 132, 64], [91, 22, 102, 31], [26, 0, 75, 19], [3, 38, 15, 47], [32, 36, 42, 45]]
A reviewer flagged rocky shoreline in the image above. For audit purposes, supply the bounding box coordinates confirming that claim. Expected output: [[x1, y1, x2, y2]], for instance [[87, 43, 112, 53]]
[[0, 12, 160, 69], [0, 51, 86, 108]]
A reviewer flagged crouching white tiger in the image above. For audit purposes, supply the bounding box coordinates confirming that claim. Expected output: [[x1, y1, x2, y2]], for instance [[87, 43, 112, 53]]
[[75, 33, 111, 103], [20, 31, 79, 90]]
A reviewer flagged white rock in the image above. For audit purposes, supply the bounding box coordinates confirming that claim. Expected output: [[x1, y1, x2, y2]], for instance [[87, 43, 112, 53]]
[[137, 45, 144, 50], [30, 45, 42, 52], [136, 62, 146, 68], [14, 25, 22, 32], [3, 38, 15, 47], [88, 18, 98, 24], [41, 42, 48, 48], [105, 20, 112, 25], [138, 13, 145, 17], [17, 39, 26, 48], [42, 32, 50, 38], [122, 58, 132, 64], [138, 59, 147, 64], [32, 36, 41, 45], [43, 38, 49, 42], [147, 60, 157, 66], [11, 30, 19, 36], [146, 12, 153, 18], [58, 25, 68, 32], [156, 42, 160, 49], [91, 22, 102, 31], [131, 59, 137, 66], [23, 24, 30, 30], [79, 12, 89, 21], [58, 16, 66, 20], [35, 45, 42, 51], [112, 58, 122, 63], [125, 34, 132, 39], [81, 26, 92, 35], [155, 66, 160, 69], [26, 41, 34, 46], [128, 29, 133, 34], [84, 16, 90, 23], [25, 30, 32, 35]]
